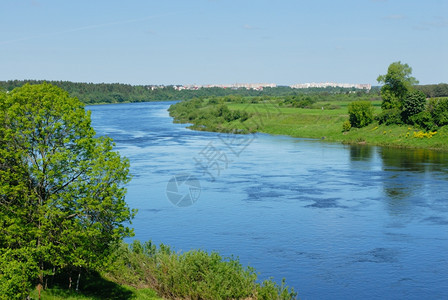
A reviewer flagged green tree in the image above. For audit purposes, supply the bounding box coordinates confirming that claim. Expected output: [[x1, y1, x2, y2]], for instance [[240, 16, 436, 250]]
[[348, 101, 374, 128], [0, 83, 135, 295], [429, 97, 448, 126], [377, 61, 419, 110], [402, 89, 426, 123]]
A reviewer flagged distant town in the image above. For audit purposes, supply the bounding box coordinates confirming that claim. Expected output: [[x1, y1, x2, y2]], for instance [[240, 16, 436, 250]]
[[290, 82, 371, 90], [156, 82, 372, 91]]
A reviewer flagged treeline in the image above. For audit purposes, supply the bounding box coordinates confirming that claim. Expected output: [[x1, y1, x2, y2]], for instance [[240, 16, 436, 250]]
[[2, 80, 446, 105], [0, 79, 379, 104], [416, 83, 448, 98]]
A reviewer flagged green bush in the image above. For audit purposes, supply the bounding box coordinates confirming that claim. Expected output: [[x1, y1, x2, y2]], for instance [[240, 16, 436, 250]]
[[348, 101, 374, 128], [169, 99, 252, 132], [258, 278, 297, 300], [376, 108, 403, 125], [104, 241, 297, 300], [409, 111, 436, 131], [342, 120, 351, 132], [283, 95, 316, 108]]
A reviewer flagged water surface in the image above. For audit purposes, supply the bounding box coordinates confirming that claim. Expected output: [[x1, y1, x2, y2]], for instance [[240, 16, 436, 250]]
[[89, 102, 448, 300]]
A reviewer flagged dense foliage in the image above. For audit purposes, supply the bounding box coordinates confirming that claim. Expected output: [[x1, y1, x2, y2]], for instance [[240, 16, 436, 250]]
[[416, 83, 448, 98], [377, 61, 419, 110], [348, 101, 374, 128], [169, 98, 253, 133], [401, 90, 427, 123], [282, 95, 317, 108], [105, 240, 297, 300], [0, 84, 135, 298], [376, 62, 448, 131]]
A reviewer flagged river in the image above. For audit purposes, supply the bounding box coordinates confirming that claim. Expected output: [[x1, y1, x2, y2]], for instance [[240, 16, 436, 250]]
[[88, 101, 448, 300]]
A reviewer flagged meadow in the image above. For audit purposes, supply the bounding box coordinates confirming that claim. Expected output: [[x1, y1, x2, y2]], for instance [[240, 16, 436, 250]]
[[169, 96, 448, 151]]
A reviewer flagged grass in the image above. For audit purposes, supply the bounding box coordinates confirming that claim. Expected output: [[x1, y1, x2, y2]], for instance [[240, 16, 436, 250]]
[[103, 241, 297, 300], [28, 270, 162, 300], [222, 101, 448, 151], [30, 286, 160, 300]]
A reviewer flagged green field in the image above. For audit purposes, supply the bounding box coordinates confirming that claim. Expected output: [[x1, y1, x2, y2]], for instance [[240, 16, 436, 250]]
[[169, 98, 448, 151], [233, 102, 448, 150]]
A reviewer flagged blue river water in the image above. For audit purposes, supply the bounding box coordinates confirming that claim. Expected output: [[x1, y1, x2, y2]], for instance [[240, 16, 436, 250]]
[[88, 102, 448, 300]]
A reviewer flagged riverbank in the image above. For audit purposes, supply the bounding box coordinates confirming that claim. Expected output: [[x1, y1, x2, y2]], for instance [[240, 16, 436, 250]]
[[28, 241, 296, 299], [168, 98, 448, 151]]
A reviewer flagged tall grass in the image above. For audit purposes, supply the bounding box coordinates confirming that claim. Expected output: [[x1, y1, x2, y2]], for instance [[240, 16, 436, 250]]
[[104, 241, 297, 300]]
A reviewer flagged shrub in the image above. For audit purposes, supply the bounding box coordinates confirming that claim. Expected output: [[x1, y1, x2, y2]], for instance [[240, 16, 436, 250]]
[[409, 111, 436, 131], [376, 108, 403, 125], [342, 120, 351, 132], [104, 241, 297, 300], [348, 101, 374, 128], [258, 278, 298, 300], [283, 95, 316, 108]]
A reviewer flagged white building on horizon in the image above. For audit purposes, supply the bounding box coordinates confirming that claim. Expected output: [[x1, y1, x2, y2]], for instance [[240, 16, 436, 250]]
[[290, 82, 371, 90]]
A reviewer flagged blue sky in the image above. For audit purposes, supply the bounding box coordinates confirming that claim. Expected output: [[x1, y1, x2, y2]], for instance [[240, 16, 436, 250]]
[[1, 0, 447, 85]]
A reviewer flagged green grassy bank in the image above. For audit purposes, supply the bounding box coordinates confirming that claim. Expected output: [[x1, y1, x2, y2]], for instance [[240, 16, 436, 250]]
[[26, 241, 296, 300], [168, 97, 448, 151]]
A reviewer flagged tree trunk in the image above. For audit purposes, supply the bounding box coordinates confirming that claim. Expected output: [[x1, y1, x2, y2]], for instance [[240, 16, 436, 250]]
[[37, 283, 42, 300], [38, 260, 44, 300], [76, 271, 81, 292]]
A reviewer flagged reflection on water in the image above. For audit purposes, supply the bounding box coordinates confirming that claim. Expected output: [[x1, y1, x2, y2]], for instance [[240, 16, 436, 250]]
[[88, 102, 448, 300], [349, 144, 374, 162], [379, 148, 448, 217]]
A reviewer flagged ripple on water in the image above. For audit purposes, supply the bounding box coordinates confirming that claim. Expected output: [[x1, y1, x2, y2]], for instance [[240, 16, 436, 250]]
[[353, 248, 399, 264]]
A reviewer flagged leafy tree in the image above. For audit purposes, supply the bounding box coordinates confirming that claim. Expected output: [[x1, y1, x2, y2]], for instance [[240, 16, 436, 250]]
[[410, 111, 435, 131], [429, 97, 448, 126], [348, 101, 374, 128], [0, 83, 135, 295], [402, 89, 427, 123], [377, 61, 419, 110]]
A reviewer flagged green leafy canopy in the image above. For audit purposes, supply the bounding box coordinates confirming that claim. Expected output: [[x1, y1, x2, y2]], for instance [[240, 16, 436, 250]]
[[0, 83, 136, 296], [377, 61, 419, 110]]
